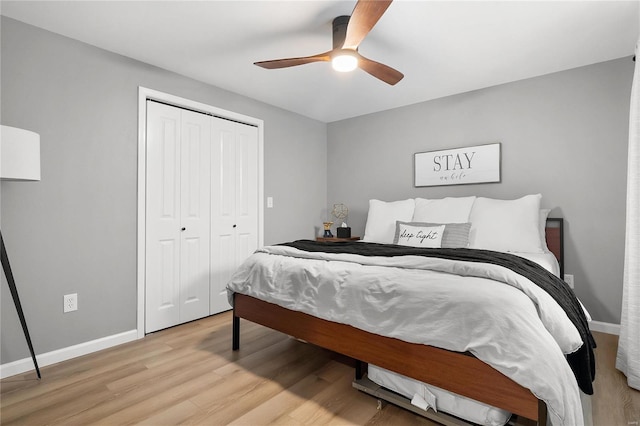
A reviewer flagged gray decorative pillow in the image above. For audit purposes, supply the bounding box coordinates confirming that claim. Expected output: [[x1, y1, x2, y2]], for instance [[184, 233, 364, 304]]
[[394, 221, 472, 248]]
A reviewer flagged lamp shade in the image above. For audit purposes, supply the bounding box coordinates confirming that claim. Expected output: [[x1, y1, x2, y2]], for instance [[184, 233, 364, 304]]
[[1, 125, 41, 181]]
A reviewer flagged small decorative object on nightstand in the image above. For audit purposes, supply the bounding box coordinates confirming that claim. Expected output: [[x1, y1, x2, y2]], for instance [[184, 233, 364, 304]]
[[331, 203, 351, 238], [322, 221, 334, 238], [336, 226, 351, 238], [331, 203, 349, 223]]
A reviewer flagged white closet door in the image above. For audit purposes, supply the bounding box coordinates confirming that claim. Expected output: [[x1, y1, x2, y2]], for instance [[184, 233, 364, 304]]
[[146, 102, 181, 332], [178, 111, 211, 324], [146, 102, 211, 333], [210, 117, 259, 314]]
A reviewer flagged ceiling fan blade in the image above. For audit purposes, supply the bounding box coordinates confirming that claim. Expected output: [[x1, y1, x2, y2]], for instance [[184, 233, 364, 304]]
[[342, 0, 393, 50], [254, 51, 332, 69], [357, 53, 404, 85]]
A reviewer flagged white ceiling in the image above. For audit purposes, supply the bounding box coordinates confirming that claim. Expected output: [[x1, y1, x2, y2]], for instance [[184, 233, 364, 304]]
[[1, 0, 638, 123]]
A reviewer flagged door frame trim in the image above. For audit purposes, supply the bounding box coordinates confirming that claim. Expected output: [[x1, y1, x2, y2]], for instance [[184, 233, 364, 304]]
[[137, 86, 264, 338]]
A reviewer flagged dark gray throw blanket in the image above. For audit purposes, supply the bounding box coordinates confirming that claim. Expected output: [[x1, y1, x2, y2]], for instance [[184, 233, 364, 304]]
[[280, 239, 596, 395]]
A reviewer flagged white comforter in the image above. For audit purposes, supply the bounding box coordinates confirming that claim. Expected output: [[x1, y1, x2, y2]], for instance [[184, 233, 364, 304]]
[[226, 245, 585, 426]]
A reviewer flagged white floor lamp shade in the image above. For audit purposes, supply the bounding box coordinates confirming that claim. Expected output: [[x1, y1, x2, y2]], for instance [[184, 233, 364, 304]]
[[1, 125, 41, 181]]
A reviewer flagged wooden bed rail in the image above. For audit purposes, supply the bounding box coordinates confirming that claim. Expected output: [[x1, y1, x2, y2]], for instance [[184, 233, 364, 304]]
[[233, 293, 547, 423]]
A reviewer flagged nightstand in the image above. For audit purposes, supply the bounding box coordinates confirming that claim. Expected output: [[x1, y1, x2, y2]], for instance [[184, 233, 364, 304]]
[[315, 237, 361, 242]]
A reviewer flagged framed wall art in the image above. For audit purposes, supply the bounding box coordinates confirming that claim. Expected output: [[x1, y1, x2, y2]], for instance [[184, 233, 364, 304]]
[[414, 142, 501, 187]]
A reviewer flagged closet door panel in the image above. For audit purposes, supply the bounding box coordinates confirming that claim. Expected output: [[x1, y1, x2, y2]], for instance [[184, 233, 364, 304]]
[[235, 124, 259, 253], [210, 117, 237, 314], [146, 102, 181, 332], [179, 111, 211, 323]]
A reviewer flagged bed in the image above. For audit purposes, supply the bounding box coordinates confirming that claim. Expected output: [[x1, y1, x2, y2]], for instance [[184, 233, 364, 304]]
[[228, 195, 595, 426]]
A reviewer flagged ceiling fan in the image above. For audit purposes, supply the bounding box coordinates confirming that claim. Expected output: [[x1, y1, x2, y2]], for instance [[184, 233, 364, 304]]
[[254, 0, 404, 86]]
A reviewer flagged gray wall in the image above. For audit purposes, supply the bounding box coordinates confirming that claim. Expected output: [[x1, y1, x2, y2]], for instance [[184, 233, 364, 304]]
[[328, 58, 633, 325], [0, 17, 327, 364]]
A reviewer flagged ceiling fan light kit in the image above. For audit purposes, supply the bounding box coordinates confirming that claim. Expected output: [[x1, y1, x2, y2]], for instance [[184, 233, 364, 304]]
[[254, 0, 403, 85], [332, 50, 358, 72]]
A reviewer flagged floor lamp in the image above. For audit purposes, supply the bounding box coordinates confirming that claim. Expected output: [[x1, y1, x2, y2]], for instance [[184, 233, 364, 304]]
[[1, 125, 41, 379]]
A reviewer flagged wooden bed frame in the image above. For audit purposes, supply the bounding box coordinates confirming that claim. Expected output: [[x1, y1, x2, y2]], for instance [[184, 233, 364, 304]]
[[232, 218, 565, 425]]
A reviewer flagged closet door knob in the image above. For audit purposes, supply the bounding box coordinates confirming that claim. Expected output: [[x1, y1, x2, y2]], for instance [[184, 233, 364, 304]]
[[233, 224, 237, 228], [181, 227, 186, 231]]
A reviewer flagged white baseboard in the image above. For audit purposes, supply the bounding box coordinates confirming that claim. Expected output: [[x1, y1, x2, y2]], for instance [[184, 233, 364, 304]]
[[0, 329, 138, 379], [589, 320, 620, 335]]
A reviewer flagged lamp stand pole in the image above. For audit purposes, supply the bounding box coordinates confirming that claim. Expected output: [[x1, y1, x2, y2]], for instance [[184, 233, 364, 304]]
[[0, 230, 41, 379]]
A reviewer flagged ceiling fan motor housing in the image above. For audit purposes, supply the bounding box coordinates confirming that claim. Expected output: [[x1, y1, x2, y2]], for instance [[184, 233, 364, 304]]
[[332, 16, 350, 49]]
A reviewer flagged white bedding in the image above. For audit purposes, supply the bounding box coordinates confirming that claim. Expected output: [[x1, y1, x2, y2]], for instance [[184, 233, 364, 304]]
[[227, 245, 584, 426]]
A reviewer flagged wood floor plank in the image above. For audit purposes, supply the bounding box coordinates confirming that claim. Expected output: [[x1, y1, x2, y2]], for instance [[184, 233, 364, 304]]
[[315, 358, 357, 383], [1, 312, 638, 426], [228, 374, 333, 425], [134, 399, 201, 426], [270, 414, 305, 426], [288, 363, 367, 424], [323, 383, 379, 426]]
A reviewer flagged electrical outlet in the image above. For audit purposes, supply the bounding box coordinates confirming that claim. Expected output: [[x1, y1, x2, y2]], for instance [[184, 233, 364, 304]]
[[564, 274, 575, 289], [267, 197, 273, 208], [64, 293, 78, 313]]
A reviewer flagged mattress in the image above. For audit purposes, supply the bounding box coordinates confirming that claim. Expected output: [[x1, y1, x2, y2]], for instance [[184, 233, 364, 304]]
[[368, 364, 511, 426]]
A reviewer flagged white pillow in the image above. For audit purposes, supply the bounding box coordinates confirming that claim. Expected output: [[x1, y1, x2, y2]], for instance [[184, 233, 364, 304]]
[[394, 223, 445, 248], [468, 194, 543, 253], [363, 199, 415, 244], [413, 196, 476, 223]]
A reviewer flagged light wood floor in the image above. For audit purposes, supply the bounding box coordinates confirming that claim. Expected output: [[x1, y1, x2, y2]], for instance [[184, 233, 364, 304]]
[[1, 311, 638, 425]]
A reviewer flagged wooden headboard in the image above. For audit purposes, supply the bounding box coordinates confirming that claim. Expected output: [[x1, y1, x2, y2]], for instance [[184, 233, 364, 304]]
[[545, 218, 564, 278]]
